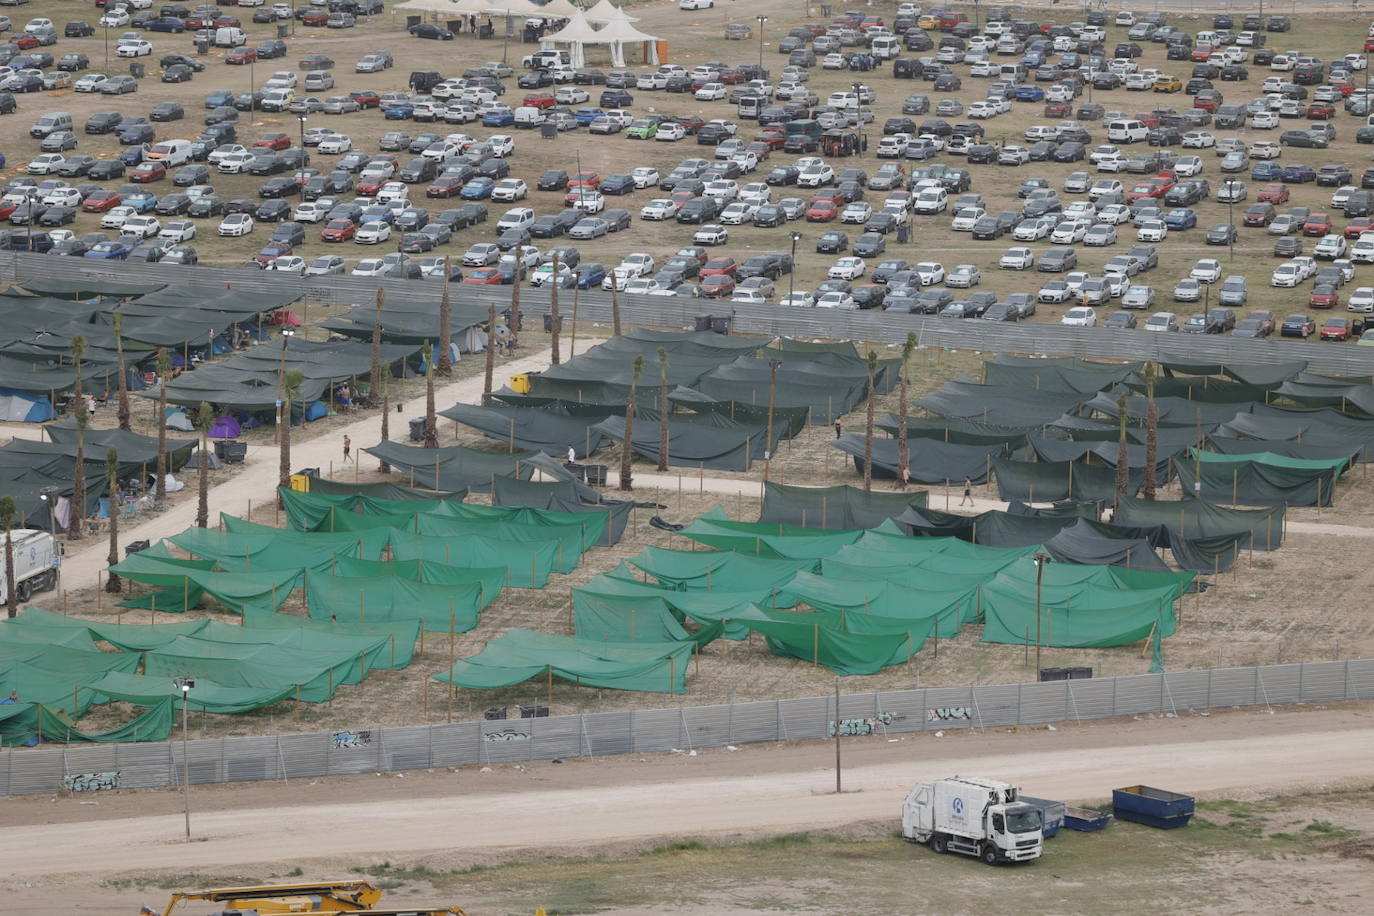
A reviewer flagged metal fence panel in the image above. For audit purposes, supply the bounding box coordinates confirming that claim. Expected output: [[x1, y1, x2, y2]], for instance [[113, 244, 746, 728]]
[[630, 708, 681, 753], [681, 705, 730, 750], [1351, 659, 1374, 700], [278, 732, 328, 781], [1015, 682, 1068, 725], [729, 700, 780, 745], [382, 725, 435, 772], [1063, 679, 1114, 722], [922, 686, 977, 730], [780, 696, 830, 742], [1258, 664, 1303, 704], [581, 711, 633, 757], [429, 722, 479, 768], [875, 688, 925, 735], [1109, 674, 1165, 716], [1162, 670, 1211, 712]]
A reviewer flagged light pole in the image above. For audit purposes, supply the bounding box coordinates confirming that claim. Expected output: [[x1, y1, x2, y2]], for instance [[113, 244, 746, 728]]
[[788, 231, 801, 300], [1225, 180, 1237, 261], [38, 487, 58, 538], [1033, 551, 1052, 673], [275, 327, 294, 442], [103, 23, 110, 74], [24, 187, 36, 255], [173, 675, 195, 840], [297, 114, 307, 152], [755, 16, 767, 72]]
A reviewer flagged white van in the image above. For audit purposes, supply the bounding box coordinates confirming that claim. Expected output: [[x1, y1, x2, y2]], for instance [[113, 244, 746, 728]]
[[496, 207, 535, 231], [912, 187, 948, 214], [261, 89, 294, 112], [871, 36, 900, 59], [1106, 118, 1148, 143], [512, 106, 545, 127], [30, 112, 72, 138], [145, 139, 192, 166], [213, 27, 246, 47]]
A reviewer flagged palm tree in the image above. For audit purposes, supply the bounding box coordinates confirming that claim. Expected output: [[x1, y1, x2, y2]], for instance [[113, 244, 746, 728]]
[[610, 270, 622, 337], [105, 447, 121, 593], [70, 334, 86, 420], [549, 253, 562, 366], [0, 495, 16, 618], [378, 365, 392, 474], [194, 402, 213, 528], [437, 275, 453, 377], [656, 347, 669, 472], [508, 273, 521, 350], [278, 369, 303, 508], [154, 347, 170, 503], [422, 343, 438, 448], [863, 350, 877, 491], [369, 287, 385, 408], [618, 356, 643, 491], [896, 333, 915, 490], [112, 313, 131, 432], [1143, 362, 1159, 500], [482, 304, 496, 396], [70, 412, 87, 540], [1114, 392, 1130, 511]]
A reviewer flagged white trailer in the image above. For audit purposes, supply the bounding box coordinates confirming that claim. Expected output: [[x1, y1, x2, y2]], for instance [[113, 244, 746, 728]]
[[0, 529, 60, 604], [901, 776, 1044, 865]]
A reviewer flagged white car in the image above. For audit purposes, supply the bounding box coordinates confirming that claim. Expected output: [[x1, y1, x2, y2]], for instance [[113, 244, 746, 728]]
[[640, 198, 679, 220], [1173, 156, 1203, 177], [100, 205, 136, 229], [999, 247, 1034, 270], [158, 220, 196, 243], [1095, 153, 1127, 172], [968, 101, 998, 119], [998, 146, 1030, 166], [1190, 259, 1223, 283], [703, 180, 738, 201], [74, 73, 108, 92], [815, 291, 857, 310], [355, 221, 392, 244], [268, 256, 307, 275], [1145, 311, 1180, 332], [913, 262, 945, 285], [487, 134, 515, 157], [216, 153, 254, 174], [41, 188, 80, 207], [719, 201, 757, 224], [1088, 179, 1124, 201], [1051, 221, 1088, 244], [490, 178, 528, 202], [679, 0, 715, 8], [738, 182, 770, 205], [1181, 131, 1215, 148], [1098, 204, 1132, 225], [26, 154, 64, 175], [630, 167, 660, 188], [351, 258, 388, 276], [946, 264, 981, 288], [294, 201, 328, 222], [571, 191, 605, 213], [1136, 220, 1168, 242], [841, 201, 872, 223], [218, 213, 255, 237], [116, 40, 152, 58], [950, 207, 985, 231], [317, 134, 352, 154], [828, 257, 866, 280], [695, 82, 726, 101], [1039, 280, 1074, 303], [122, 215, 160, 239], [99, 11, 131, 27], [1251, 111, 1279, 130], [1084, 225, 1118, 247], [620, 252, 655, 275], [655, 123, 688, 142], [1271, 262, 1303, 287], [1060, 306, 1097, 327], [693, 224, 728, 245], [1352, 237, 1374, 264], [1348, 287, 1374, 312], [555, 86, 588, 104], [797, 164, 835, 187], [780, 292, 814, 307], [1314, 235, 1348, 259]]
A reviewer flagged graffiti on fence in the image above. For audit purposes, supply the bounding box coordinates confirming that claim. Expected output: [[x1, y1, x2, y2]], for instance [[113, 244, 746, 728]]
[[484, 729, 531, 743], [927, 706, 972, 723], [331, 730, 373, 749], [63, 771, 120, 793], [827, 712, 894, 737]]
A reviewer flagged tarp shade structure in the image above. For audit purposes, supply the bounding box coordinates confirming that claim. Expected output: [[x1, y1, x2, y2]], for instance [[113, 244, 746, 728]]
[[1028, 437, 1179, 481], [142, 633, 375, 703], [1006, 499, 1103, 519], [593, 410, 773, 473], [726, 606, 929, 675], [1042, 519, 1171, 573], [876, 414, 1034, 448], [363, 440, 537, 493], [0, 639, 141, 715], [577, 566, 772, 640], [625, 544, 818, 591], [441, 401, 610, 458], [88, 672, 296, 715], [571, 591, 725, 647], [1080, 390, 1251, 427], [760, 345, 903, 394], [304, 567, 498, 633], [414, 513, 588, 574], [0, 353, 122, 398], [831, 433, 1009, 484], [1173, 449, 1348, 507], [279, 487, 466, 532], [168, 524, 380, 572], [16, 277, 167, 299], [1272, 379, 1374, 414], [305, 477, 468, 501], [1204, 435, 1364, 466], [758, 481, 928, 530], [1125, 375, 1272, 403], [1, 605, 209, 652], [770, 570, 975, 639], [984, 354, 1143, 394], [992, 456, 1144, 503], [318, 295, 490, 346], [0, 698, 175, 745], [491, 475, 632, 546], [676, 508, 863, 559], [433, 629, 694, 694], [695, 354, 886, 425], [108, 552, 300, 615], [389, 530, 559, 588], [1159, 358, 1308, 388], [668, 386, 809, 438], [1115, 496, 1284, 551], [918, 376, 1096, 426]]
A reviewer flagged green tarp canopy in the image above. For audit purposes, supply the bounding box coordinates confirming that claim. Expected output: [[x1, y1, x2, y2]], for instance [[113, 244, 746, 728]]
[[89, 671, 297, 714], [606, 329, 767, 358], [758, 481, 929, 530], [305, 477, 468, 501], [279, 487, 466, 532], [725, 606, 929, 676], [1115, 496, 1284, 551], [575, 570, 769, 640], [831, 433, 1008, 484], [693, 354, 891, 424], [363, 440, 537, 493], [318, 295, 489, 345], [876, 414, 1034, 448], [984, 354, 1143, 394], [1080, 390, 1250, 426], [667, 386, 810, 436], [1028, 438, 1179, 480], [771, 570, 975, 638], [1159, 358, 1308, 388], [0, 641, 142, 714], [571, 591, 725, 647], [17, 277, 167, 299], [1126, 375, 1271, 403], [993, 456, 1144, 503], [918, 376, 1095, 426], [414, 513, 589, 574], [1042, 519, 1172, 573], [1, 605, 209, 652], [490, 475, 632, 546], [433, 628, 694, 694], [241, 613, 418, 670], [0, 698, 175, 746], [441, 401, 611, 459], [168, 522, 380, 571], [108, 551, 299, 615], [304, 567, 497, 633], [1174, 449, 1349, 507], [676, 508, 863, 559], [389, 530, 559, 588], [1204, 435, 1364, 466], [144, 635, 367, 703], [592, 409, 774, 473], [626, 544, 817, 591]]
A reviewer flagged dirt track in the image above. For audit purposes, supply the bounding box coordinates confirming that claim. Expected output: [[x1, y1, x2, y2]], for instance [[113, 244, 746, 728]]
[[1, 703, 1369, 897]]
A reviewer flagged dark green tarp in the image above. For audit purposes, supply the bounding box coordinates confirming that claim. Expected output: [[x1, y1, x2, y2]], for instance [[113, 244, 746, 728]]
[[363, 440, 537, 493], [758, 481, 928, 529], [441, 401, 611, 459], [984, 354, 1142, 393], [1173, 450, 1347, 507], [306, 478, 468, 501], [877, 414, 1034, 448], [593, 410, 772, 472], [1159, 358, 1307, 388], [668, 386, 810, 437], [831, 433, 1008, 484], [918, 376, 1095, 426], [491, 476, 632, 546], [433, 628, 694, 694], [992, 456, 1143, 503], [1043, 519, 1171, 572], [1115, 496, 1284, 550]]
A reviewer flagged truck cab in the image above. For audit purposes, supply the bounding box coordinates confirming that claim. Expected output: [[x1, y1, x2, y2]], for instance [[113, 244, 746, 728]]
[[902, 776, 1044, 865]]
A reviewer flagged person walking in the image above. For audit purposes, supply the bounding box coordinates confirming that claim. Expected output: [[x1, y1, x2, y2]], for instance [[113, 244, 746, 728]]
[[566, 444, 576, 464], [834, 419, 843, 439], [896, 465, 910, 490], [959, 476, 974, 507], [343, 434, 353, 463]]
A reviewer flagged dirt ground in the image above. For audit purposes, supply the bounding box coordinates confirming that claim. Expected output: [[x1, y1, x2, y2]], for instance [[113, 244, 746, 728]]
[[0, 702, 1371, 914]]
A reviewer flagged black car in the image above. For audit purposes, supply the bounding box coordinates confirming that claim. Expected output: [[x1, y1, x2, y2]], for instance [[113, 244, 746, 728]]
[[172, 164, 210, 187], [1205, 223, 1238, 245], [88, 159, 126, 180], [537, 169, 568, 191], [248, 155, 288, 176], [766, 166, 799, 186], [528, 214, 567, 238], [1280, 313, 1315, 337], [150, 102, 185, 122], [251, 199, 290, 222], [269, 222, 306, 246], [409, 23, 454, 40], [1052, 142, 1086, 162], [37, 206, 76, 227], [815, 231, 848, 254], [186, 196, 224, 218], [85, 111, 123, 134], [852, 233, 886, 258], [153, 194, 191, 215], [66, 21, 96, 37], [970, 217, 1004, 240], [257, 40, 287, 60], [259, 177, 298, 198], [55, 156, 96, 177]]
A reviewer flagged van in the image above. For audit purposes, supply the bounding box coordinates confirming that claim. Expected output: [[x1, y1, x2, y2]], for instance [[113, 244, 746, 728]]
[[512, 106, 545, 127], [30, 112, 73, 139], [737, 95, 764, 119], [410, 70, 441, 92], [213, 27, 246, 48], [912, 187, 948, 213], [261, 89, 294, 112], [871, 36, 900, 59], [998, 63, 1026, 81], [145, 139, 192, 167], [1106, 118, 1148, 143], [303, 71, 334, 91]]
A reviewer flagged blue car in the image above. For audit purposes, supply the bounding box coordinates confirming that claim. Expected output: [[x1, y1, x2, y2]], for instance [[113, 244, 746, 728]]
[[573, 106, 604, 125], [1014, 84, 1045, 101], [600, 174, 635, 195], [124, 191, 158, 212], [1282, 164, 1315, 183], [85, 239, 133, 259], [118, 125, 155, 145], [147, 17, 186, 33], [481, 108, 514, 126], [383, 101, 415, 120], [460, 177, 495, 199], [1164, 208, 1197, 229], [204, 89, 234, 109], [1251, 161, 1283, 181], [575, 262, 607, 288], [598, 89, 633, 107]]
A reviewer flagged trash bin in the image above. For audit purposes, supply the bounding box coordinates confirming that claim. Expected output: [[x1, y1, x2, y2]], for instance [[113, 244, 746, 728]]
[[129, 62, 145, 79], [543, 313, 562, 332], [288, 473, 311, 492], [478, 23, 494, 39], [295, 467, 320, 478], [693, 313, 713, 332], [447, 19, 464, 33], [518, 704, 549, 718], [196, 36, 210, 54], [540, 121, 557, 140], [509, 372, 531, 393], [483, 706, 507, 720], [710, 315, 731, 335], [408, 417, 426, 441], [584, 464, 608, 487], [277, 23, 288, 38]]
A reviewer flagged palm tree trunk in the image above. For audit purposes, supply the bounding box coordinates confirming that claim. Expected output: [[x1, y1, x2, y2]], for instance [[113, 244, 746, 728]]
[[549, 255, 562, 366], [896, 334, 914, 489], [437, 279, 452, 377], [278, 399, 292, 507], [508, 275, 521, 349], [71, 416, 85, 541], [1114, 393, 1130, 512], [379, 371, 391, 474], [155, 349, 169, 503], [423, 351, 438, 448], [656, 347, 669, 472], [369, 288, 384, 407], [483, 304, 496, 396], [196, 429, 209, 527], [106, 447, 121, 592], [618, 356, 642, 491], [1142, 362, 1158, 500], [610, 272, 622, 337], [113, 315, 131, 432]]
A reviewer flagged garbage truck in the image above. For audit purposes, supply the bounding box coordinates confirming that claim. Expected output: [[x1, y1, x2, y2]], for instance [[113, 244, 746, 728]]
[[901, 776, 1045, 865], [0, 528, 60, 604]]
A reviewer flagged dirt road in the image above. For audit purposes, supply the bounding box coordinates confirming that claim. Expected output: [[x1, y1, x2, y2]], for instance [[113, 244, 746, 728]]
[[2, 704, 1369, 892]]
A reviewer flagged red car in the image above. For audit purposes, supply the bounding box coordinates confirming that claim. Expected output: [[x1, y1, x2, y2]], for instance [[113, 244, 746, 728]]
[[1257, 183, 1289, 204], [463, 267, 503, 284], [129, 161, 166, 183], [355, 177, 386, 196], [426, 176, 464, 198], [700, 274, 736, 298], [567, 171, 600, 189], [1043, 101, 1071, 117], [226, 47, 258, 65], [1190, 48, 1211, 62], [1310, 285, 1340, 309], [700, 257, 737, 277], [1366, 37, 1374, 51], [1307, 103, 1336, 119], [675, 115, 705, 133], [254, 133, 291, 150], [1135, 112, 1161, 128], [522, 93, 556, 109], [184, 15, 210, 29], [82, 190, 122, 212], [292, 168, 319, 186], [754, 131, 787, 151], [212, 16, 241, 28], [302, 10, 329, 25], [745, 141, 772, 161], [1332, 80, 1357, 97], [349, 91, 381, 108], [1303, 214, 1334, 236], [9, 33, 39, 51], [806, 199, 839, 221], [0, 200, 17, 220], [1345, 217, 1374, 239], [1321, 317, 1353, 340], [252, 243, 291, 267], [320, 219, 356, 242]]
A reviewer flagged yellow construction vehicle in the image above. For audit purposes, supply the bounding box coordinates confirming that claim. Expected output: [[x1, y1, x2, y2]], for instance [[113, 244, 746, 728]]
[[314, 909, 468, 916], [158, 881, 383, 915]]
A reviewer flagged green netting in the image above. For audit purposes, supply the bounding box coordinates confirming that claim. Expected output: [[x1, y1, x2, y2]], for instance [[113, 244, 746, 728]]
[[831, 433, 1008, 484], [592, 410, 772, 473], [0, 642, 141, 714], [242, 614, 419, 670], [1173, 449, 1348, 507], [168, 524, 371, 572], [993, 456, 1143, 503], [876, 414, 1035, 448], [571, 591, 725, 647], [758, 482, 928, 530], [414, 514, 587, 574], [980, 576, 1180, 648], [0, 698, 175, 745], [220, 513, 394, 559], [109, 552, 300, 616], [676, 507, 863, 558], [984, 354, 1143, 393], [1158, 358, 1308, 388], [433, 628, 694, 694], [440, 401, 612, 458], [89, 671, 296, 714], [735, 608, 929, 676], [625, 544, 818, 591], [1115, 496, 1284, 551], [388, 530, 558, 589], [305, 477, 468, 502], [770, 570, 975, 637], [667, 386, 811, 437], [576, 569, 772, 640], [332, 555, 505, 595], [363, 440, 537, 493], [304, 569, 492, 633], [143, 636, 364, 703]]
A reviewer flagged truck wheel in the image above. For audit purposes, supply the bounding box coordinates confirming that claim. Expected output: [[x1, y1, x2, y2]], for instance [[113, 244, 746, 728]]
[[981, 844, 1000, 866], [930, 834, 948, 854], [16, 580, 31, 603]]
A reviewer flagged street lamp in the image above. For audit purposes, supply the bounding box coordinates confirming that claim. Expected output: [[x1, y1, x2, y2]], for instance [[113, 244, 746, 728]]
[[1033, 551, 1052, 673], [173, 676, 195, 840], [788, 231, 801, 300], [103, 23, 110, 74], [1224, 180, 1238, 261], [755, 16, 767, 72], [275, 327, 295, 442], [297, 114, 307, 152], [37, 486, 59, 538]]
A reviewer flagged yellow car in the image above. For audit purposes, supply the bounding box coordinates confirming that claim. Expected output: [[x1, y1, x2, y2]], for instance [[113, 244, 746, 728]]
[[917, 14, 938, 29], [1153, 76, 1182, 93]]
